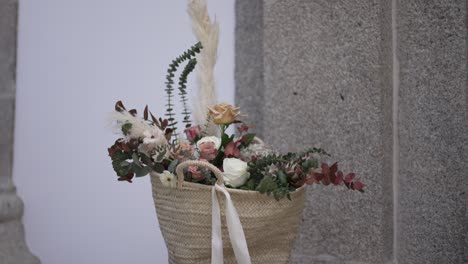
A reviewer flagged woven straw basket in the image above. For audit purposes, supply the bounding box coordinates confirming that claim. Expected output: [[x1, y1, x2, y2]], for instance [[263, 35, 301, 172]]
[[150, 160, 306, 264]]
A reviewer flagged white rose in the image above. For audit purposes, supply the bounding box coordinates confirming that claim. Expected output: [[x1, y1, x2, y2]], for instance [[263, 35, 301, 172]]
[[196, 136, 221, 150], [223, 158, 250, 188], [159, 170, 176, 188]]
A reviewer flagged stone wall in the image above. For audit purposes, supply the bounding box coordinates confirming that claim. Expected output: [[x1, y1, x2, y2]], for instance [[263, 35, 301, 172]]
[[396, 1, 468, 263], [236, 0, 468, 263], [0, 0, 40, 263]]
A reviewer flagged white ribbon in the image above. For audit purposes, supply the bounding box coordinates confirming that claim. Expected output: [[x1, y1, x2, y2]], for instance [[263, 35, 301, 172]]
[[211, 183, 252, 264]]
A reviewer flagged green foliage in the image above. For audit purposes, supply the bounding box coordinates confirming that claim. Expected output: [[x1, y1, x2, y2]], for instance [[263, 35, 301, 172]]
[[121, 123, 132, 136], [247, 154, 285, 185], [112, 151, 132, 177], [109, 139, 159, 181], [240, 133, 256, 148], [256, 176, 277, 194], [201, 114, 212, 137], [132, 163, 151, 177], [178, 58, 198, 128], [164, 42, 203, 141], [255, 176, 291, 201]]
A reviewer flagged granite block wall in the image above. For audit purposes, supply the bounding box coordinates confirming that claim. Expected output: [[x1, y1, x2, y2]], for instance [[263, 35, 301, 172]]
[[236, 0, 468, 263], [396, 1, 468, 263]]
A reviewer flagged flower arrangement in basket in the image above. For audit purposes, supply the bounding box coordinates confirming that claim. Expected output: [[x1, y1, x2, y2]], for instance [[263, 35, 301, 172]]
[[107, 1, 365, 263]]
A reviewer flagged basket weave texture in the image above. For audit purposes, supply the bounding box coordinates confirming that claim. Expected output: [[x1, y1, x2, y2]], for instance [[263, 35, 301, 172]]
[[150, 160, 306, 264]]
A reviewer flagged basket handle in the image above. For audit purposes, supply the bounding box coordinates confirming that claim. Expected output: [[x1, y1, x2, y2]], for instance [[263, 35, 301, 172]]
[[175, 160, 224, 188]]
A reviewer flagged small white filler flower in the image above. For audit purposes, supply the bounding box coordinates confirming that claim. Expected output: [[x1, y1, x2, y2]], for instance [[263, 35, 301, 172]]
[[160, 170, 177, 188]]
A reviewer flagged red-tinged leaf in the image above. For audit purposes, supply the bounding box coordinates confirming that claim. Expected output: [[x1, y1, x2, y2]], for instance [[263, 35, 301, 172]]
[[224, 141, 240, 158], [108, 146, 118, 158], [322, 175, 331, 186], [329, 172, 336, 184], [143, 105, 149, 120], [129, 109, 137, 116], [118, 142, 130, 152], [321, 163, 330, 175], [232, 120, 242, 124], [118, 172, 134, 183], [353, 181, 365, 192], [329, 162, 338, 174], [126, 139, 140, 150], [164, 128, 173, 141], [115, 101, 126, 112], [319, 163, 333, 185], [314, 173, 324, 182], [161, 119, 169, 128], [344, 173, 356, 184], [305, 172, 317, 185], [237, 123, 249, 133], [334, 171, 343, 185]]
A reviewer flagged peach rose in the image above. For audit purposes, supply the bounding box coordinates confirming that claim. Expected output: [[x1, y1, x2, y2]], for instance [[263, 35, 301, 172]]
[[172, 142, 194, 160], [208, 103, 242, 125]]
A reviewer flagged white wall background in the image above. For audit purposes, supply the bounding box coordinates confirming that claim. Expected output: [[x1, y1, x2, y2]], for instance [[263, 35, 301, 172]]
[[14, 1, 234, 263]]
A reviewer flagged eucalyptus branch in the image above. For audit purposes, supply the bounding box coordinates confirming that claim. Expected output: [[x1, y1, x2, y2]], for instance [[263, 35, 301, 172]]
[[164, 42, 203, 141], [179, 58, 198, 128]]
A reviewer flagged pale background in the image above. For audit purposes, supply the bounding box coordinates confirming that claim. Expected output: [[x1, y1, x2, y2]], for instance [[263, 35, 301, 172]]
[[14, 1, 234, 263]]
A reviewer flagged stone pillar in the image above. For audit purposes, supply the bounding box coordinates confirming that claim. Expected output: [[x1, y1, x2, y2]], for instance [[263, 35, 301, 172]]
[[236, 0, 394, 263], [396, 1, 468, 263], [235, 0, 265, 137], [0, 0, 40, 263]]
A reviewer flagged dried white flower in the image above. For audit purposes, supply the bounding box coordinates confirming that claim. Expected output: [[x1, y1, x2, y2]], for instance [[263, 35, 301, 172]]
[[138, 135, 168, 157], [108, 111, 166, 140], [240, 142, 274, 162], [188, 0, 219, 135]]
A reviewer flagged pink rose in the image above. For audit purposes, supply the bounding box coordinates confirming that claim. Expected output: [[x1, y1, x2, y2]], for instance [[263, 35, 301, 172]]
[[199, 142, 218, 161], [184, 126, 201, 142], [188, 166, 204, 182]]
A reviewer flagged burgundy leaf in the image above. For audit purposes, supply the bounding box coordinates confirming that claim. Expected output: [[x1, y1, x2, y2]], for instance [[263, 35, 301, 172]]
[[128, 109, 137, 116], [164, 128, 173, 141], [352, 181, 366, 192], [344, 173, 356, 184], [118, 172, 134, 183], [143, 105, 149, 120], [150, 112, 161, 127], [314, 173, 324, 182], [237, 123, 249, 133], [224, 141, 240, 158], [329, 162, 338, 174], [115, 101, 126, 112], [334, 171, 343, 185], [321, 163, 330, 175], [161, 119, 169, 128]]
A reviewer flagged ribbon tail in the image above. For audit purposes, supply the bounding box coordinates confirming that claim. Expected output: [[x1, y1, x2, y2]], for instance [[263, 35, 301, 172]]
[[211, 186, 223, 264], [215, 184, 252, 264]]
